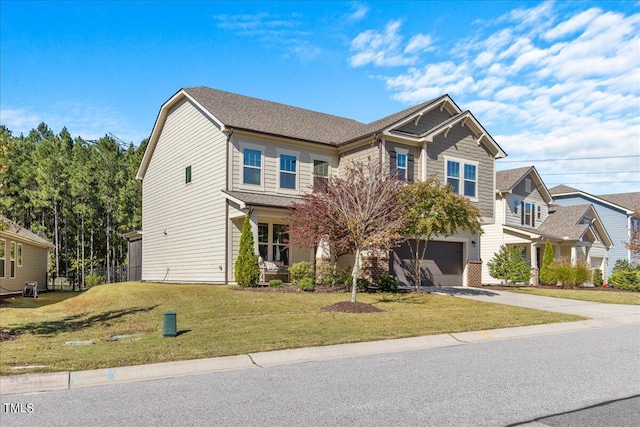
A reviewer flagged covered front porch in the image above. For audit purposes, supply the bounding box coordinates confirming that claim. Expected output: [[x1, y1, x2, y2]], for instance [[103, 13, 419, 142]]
[[499, 225, 610, 285], [224, 190, 314, 284]]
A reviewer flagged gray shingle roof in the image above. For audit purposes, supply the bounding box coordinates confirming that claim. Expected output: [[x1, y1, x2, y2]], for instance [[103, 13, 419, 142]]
[[598, 192, 640, 212], [549, 184, 580, 195], [223, 191, 300, 209], [496, 166, 533, 191], [183, 87, 440, 146], [537, 205, 591, 240], [0, 216, 55, 248]]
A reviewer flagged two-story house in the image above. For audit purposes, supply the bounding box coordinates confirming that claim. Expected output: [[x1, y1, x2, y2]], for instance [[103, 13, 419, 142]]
[[549, 186, 640, 275], [481, 167, 613, 285], [136, 87, 506, 286]]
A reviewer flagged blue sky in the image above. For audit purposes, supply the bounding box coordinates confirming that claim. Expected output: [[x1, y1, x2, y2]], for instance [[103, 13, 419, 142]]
[[1, 0, 638, 195]]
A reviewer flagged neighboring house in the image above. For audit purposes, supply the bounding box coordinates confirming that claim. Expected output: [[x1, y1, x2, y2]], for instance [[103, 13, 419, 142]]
[[0, 216, 54, 295], [550, 185, 640, 275], [136, 87, 506, 286], [481, 167, 613, 285]]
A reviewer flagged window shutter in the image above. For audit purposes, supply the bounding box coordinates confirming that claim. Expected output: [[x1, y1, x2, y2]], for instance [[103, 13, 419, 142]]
[[521, 201, 525, 225], [389, 151, 397, 175], [407, 154, 414, 182], [532, 204, 535, 227]]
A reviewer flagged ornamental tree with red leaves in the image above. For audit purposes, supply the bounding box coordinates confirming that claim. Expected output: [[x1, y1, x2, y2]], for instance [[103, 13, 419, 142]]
[[289, 158, 405, 302]]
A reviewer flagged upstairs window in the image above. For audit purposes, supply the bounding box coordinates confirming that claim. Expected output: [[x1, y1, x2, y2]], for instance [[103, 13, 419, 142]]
[[513, 200, 519, 214], [279, 154, 297, 190], [537, 205, 542, 220], [522, 202, 536, 226], [185, 165, 192, 184], [243, 148, 262, 186], [10, 242, 15, 278], [446, 157, 478, 199], [17, 243, 22, 268], [313, 159, 329, 189], [463, 164, 477, 198]]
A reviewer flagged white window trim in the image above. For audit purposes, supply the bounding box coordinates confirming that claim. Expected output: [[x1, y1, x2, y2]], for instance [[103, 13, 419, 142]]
[[444, 155, 479, 202], [395, 147, 409, 181], [239, 142, 265, 191], [310, 154, 332, 191], [276, 148, 300, 195]]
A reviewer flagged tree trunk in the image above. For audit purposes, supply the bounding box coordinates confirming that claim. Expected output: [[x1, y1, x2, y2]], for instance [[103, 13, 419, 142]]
[[351, 247, 361, 303]]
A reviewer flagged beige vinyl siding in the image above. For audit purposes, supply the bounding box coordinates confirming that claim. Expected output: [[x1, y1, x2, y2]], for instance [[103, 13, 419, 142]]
[[385, 142, 421, 180], [396, 108, 453, 135], [480, 221, 508, 284], [0, 236, 49, 294], [142, 98, 228, 283], [504, 178, 549, 228], [339, 142, 380, 173], [426, 124, 495, 219], [231, 135, 337, 195]]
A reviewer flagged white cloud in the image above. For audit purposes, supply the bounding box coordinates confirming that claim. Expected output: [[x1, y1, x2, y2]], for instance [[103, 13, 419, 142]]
[[349, 1, 640, 194], [404, 34, 433, 54], [345, 2, 369, 21], [349, 20, 422, 67]]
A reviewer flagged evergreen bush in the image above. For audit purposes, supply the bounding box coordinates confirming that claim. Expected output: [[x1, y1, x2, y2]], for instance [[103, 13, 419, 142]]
[[375, 273, 398, 292], [85, 274, 104, 288], [269, 279, 284, 288], [289, 261, 314, 285], [592, 268, 603, 287], [539, 239, 556, 285], [297, 277, 315, 292], [234, 215, 260, 287], [609, 270, 640, 291], [487, 245, 531, 285]]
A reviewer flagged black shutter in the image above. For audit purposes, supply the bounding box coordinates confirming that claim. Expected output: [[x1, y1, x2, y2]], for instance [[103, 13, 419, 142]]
[[407, 154, 415, 182], [389, 151, 397, 175], [532, 204, 535, 227], [521, 201, 525, 225]]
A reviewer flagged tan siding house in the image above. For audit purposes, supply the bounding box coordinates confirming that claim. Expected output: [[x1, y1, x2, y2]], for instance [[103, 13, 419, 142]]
[[138, 87, 507, 286], [0, 216, 54, 295], [481, 166, 613, 285]]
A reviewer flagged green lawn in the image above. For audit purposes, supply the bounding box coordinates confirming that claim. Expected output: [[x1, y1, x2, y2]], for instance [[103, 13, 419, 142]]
[[509, 287, 640, 305], [0, 282, 584, 375]]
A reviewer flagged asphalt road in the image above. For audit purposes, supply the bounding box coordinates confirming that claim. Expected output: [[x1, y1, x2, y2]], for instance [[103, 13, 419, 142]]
[[2, 325, 639, 426]]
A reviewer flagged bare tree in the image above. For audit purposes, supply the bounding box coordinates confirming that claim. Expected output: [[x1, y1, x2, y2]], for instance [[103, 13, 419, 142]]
[[289, 158, 405, 302]]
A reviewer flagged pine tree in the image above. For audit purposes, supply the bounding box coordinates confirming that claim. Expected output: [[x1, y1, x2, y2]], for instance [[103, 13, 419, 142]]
[[539, 239, 555, 285], [235, 215, 260, 287]]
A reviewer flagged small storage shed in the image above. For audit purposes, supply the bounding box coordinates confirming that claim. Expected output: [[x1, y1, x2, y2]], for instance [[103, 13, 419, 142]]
[[123, 230, 142, 281], [0, 216, 55, 296]]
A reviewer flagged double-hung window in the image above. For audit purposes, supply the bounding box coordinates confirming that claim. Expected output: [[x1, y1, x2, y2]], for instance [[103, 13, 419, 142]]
[[17, 243, 22, 268], [10, 242, 15, 278], [243, 148, 262, 186], [279, 155, 297, 190], [258, 223, 269, 261], [445, 157, 478, 199], [313, 159, 329, 190], [396, 152, 407, 181], [258, 223, 289, 265], [523, 202, 532, 226]]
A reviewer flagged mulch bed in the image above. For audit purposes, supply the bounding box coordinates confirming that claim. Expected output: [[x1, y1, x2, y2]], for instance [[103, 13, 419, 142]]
[[0, 331, 18, 342], [321, 301, 384, 313]]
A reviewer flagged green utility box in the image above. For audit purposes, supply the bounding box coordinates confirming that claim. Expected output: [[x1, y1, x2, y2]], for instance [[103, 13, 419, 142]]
[[163, 311, 177, 337]]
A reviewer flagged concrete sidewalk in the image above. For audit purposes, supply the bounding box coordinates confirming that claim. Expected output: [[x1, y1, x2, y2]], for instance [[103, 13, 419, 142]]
[[2, 289, 639, 396]]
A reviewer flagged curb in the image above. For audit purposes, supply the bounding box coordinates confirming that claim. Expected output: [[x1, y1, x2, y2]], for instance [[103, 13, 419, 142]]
[[2, 315, 638, 396]]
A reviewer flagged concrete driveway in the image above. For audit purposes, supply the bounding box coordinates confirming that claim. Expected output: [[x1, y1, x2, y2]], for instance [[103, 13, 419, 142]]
[[424, 286, 640, 320]]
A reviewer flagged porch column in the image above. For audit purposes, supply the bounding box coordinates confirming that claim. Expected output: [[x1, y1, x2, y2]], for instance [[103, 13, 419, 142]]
[[554, 245, 561, 259], [570, 246, 577, 265], [249, 210, 259, 255], [530, 243, 538, 286]]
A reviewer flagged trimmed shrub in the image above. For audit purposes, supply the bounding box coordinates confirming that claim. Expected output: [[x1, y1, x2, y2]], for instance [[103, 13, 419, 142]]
[[609, 270, 640, 292], [547, 259, 591, 288], [235, 215, 260, 287], [289, 261, 314, 285], [316, 263, 350, 287], [375, 273, 398, 292], [85, 274, 104, 288], [346, 276, 370, 290], [297, 277, 315, 292], [487, 245, 531, 285], [269, 279, 284, 288], [539, 239, 556, 285], [592, 269, 603, 287]]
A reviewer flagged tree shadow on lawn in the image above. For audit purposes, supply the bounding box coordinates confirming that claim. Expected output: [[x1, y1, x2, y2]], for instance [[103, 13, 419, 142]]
[[376, 286, 499, 304], [7, 305, 159, 337]]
